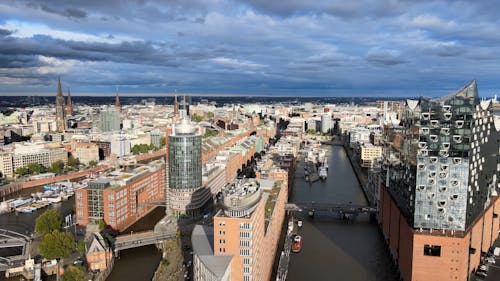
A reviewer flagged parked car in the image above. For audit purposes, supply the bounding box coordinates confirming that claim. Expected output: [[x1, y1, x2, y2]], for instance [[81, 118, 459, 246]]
[[475, 270, 487, 278]]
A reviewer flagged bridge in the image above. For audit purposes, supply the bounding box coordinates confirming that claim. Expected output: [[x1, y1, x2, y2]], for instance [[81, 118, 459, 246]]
[[285, 202, 377, 217], [114, 230, 177, 254], [0, 229, 32, 255]]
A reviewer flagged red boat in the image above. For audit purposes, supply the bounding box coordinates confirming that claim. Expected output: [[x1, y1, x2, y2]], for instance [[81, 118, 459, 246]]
[[292, 235, 302, 253]]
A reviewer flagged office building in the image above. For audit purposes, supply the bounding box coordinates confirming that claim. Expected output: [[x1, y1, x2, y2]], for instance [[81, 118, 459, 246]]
[[99, 107, 121, 132], [378, 81, 500, 281], [193, 178, 288, 281], [75, 160, 165, 231], [166, 118, 209, 217]]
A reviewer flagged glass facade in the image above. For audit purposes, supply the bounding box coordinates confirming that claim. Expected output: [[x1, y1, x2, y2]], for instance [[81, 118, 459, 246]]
[[168, 134, 202, 190], [87, 179, 111, 222], [385, 81, 499, 231]]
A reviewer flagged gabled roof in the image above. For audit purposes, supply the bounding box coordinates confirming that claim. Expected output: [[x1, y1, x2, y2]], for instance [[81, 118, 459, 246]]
[[87, 232, 109, 254]]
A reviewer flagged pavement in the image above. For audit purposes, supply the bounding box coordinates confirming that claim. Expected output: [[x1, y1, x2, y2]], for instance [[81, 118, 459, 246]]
[[471, 233, 500, 281]]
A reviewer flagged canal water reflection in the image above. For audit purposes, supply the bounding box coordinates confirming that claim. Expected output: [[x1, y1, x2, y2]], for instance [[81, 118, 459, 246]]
[[287, 145, 398, 281]]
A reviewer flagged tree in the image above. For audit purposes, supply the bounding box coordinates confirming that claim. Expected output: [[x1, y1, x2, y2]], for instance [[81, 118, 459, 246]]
[[77, 240, 86, 254], [88, 160, 98, 167], [67, 155, 79, 169], [48, 160, 65, 174], [27, 163, 44, 174], [98, 219, 106, 231], [35, 209, 62, 235], [206, 112, 214, 119], [39, 230, 75, 260], [61, 265, 85, 281], [203, 130, 217, 139], [15, 167, 30, 176], [160, 137, 166, 147], [190, 113, 203, 122]]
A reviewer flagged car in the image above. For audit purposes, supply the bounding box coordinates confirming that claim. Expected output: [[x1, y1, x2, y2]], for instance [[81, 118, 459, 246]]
[[475, 270, 487, 278], [73, 259, 84, 265], [479, 265, 487, 271]]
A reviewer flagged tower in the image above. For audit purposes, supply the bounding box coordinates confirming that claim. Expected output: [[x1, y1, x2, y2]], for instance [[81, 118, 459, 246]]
[[66, 88, 73, 116], [167, 116, 207, 217], [115, 88, 121, 112], [55, 77, 66, 132], [173, 94, 179, 120]]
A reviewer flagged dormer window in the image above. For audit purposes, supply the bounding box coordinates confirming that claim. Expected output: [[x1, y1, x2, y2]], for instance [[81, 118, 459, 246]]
[[441, 143, 450, 150], [440, 128, 450, 135], [443, 112, 452, 120], [422, 112, 430, 120], [429, 135, 439, 142], [430, 120, 439, 127], [443, 105, 452, 112], [452, 135, 462, 143], [418, 142, 428, 149], [420, 127, 430, 135], [455, 120, 464, 128]]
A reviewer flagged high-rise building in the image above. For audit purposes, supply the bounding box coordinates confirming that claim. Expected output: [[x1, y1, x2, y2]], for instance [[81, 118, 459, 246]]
[[379, 81, 500, 281], [166, 118, 209, 217], [192, 178, 288, 281], [66, 88, 73, 116], [99, 107, 121, 132], [321, 113, 332, 134], [55, 77, 66, 132]]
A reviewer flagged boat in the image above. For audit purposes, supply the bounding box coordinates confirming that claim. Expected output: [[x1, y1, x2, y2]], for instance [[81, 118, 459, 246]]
[[287, 220, 294, 235], [297, 220, 303, 228], [319, 166, 327, 180], [16, 206, 37, 213], [9, 197, 33, 208], [0, 199, 15, 214], [292, 235, 302, 253]]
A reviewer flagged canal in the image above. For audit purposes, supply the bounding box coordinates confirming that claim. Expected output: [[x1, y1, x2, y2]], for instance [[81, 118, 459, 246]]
[[287, 145, 398, 281]]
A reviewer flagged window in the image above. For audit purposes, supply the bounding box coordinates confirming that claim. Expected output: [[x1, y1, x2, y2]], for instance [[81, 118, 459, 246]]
[[243, 258, 251, 265], [424, 245, 441, 256]]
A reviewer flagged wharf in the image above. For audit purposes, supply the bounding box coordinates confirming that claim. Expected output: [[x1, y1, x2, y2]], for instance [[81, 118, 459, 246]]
[[343, 145, 374, 205], [275, 217, 296, 281]]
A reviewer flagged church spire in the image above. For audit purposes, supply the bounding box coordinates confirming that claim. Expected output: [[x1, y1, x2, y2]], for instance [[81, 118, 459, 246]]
[[115, 87, 121, 111], [55, 76, 66, 132], [66, 88, 73, 116]]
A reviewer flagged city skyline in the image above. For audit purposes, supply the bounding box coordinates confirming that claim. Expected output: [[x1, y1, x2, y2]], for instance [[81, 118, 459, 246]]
[[1, 1, 500, 96]]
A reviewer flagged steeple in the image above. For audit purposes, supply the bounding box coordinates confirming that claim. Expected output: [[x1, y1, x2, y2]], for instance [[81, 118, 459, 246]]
[[55, 76, 66, 132], [174, 93, 179, 119], [115, 87, 121, 111], [66, 88, 73, 116]]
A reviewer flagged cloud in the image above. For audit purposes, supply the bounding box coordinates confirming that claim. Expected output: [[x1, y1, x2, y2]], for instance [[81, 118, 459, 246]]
[[366, 50, 407, 66], [0, 0, 499, 95]]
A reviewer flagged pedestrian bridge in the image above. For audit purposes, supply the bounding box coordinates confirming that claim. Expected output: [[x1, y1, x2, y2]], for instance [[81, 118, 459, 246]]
[[285, 202, 377, 215], [114, 230, 177, 254]]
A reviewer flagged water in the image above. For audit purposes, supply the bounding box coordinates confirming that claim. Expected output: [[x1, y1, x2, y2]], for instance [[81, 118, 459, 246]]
[[287, 146, 398, 281]]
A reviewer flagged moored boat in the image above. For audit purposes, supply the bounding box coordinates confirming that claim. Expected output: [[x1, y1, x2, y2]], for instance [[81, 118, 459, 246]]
[[292, 235, 302, 253]]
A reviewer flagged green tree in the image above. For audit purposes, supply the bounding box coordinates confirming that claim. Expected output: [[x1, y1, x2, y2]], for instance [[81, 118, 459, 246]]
[[160, 137, 166, 147], [67, 155, 79, 169], [77, 240, 86, 254], [61, 265, 85, 281], [27, 163, 44, 174], [203, 130, 217, 139], [15, 167, 30, 176], [48, 160, 65, 174], [35, 209, 62, 235], [190, 113, 203, 122], [88, 160, 98, 167], [206, 112, 214, 119], [98, 219, 106, 231], [39, 230, 75, 260]]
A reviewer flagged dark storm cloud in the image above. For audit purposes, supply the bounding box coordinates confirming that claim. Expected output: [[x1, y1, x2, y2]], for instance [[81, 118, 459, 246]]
[[0, 28, 12, 36], [40, 5, 87, 19], [366, 51, 407, 66], [0, 0, 499, 95]]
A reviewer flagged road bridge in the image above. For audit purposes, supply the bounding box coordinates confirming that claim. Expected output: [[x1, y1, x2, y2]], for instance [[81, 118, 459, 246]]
[[0, 229, 32, 256], [285, 202, 377, 217], [114, 230, 177, 254]]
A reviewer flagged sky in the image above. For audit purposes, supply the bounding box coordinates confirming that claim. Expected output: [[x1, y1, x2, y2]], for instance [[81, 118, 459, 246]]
[[0, 0, 499, 97]]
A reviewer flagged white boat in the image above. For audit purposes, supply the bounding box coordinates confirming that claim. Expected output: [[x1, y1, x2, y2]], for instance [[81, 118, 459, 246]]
[[41, 196, 62, 203], [297, 220, 303, 228], [319, 166, 327, 180]]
